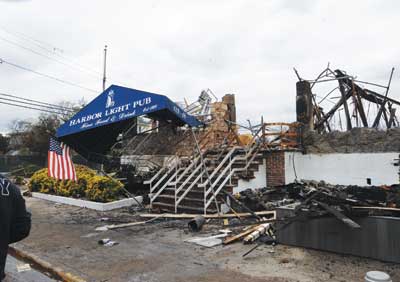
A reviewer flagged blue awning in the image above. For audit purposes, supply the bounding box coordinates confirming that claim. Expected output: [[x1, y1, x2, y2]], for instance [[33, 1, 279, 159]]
[[57, 85, 202, 138], [55, 85, 202, 162]]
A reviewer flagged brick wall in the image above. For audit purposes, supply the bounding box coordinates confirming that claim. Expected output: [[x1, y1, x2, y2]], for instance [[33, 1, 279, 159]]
[[265, 151, 285, 187], [121, 95, 236, 157]]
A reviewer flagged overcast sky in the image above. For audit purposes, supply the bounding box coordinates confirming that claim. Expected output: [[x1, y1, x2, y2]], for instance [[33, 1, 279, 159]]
[[0, 0, 399, 133]]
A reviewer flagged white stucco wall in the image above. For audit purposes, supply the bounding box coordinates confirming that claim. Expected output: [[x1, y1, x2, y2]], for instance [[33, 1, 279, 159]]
[[234, 159, 267, 193], [285, 152, 399, 186]]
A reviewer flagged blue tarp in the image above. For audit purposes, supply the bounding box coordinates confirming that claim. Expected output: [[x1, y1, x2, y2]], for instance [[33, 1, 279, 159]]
[[57, 85, 202, 138]]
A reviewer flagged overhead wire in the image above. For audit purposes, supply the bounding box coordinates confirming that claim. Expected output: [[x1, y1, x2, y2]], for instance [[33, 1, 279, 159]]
[[0, 34, 103, 80], [0, 100, 66, 115], [0, 26, 63, 55], [0, 58, 99, 93], [0, 27, 130, 87], [0, 92, 74, 112], [0, 96, 72, 113], [0, 26, 103, 76]]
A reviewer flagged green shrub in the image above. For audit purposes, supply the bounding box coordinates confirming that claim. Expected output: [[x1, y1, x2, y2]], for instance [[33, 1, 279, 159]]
[[86, 175, 124, 203], [28, 165, 123, 202]]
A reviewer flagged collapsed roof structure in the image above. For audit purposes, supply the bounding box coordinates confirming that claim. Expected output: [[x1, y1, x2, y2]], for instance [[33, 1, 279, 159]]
[[295, 66, 400, 133]]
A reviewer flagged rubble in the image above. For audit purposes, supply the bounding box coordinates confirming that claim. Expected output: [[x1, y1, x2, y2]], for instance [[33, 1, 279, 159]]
[[235, 180, 400, 214], [303, 127, 400, 154]]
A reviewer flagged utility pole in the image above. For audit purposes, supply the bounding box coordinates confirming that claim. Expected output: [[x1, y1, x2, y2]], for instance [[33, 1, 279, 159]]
[[102, 45, 107, 91], [100, 45, 107, 174]]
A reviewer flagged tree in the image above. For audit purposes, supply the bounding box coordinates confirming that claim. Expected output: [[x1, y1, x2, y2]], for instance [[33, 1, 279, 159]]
[[21, 114, 61, 157], [7, 98, 85, 157]]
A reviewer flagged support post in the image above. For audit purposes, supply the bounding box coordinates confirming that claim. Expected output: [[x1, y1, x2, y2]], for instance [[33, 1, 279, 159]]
[[373, 67, 395, 128], [338, 81, 352, 130]]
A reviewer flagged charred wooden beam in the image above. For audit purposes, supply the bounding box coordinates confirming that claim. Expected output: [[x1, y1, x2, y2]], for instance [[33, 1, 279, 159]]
[[315, 89, 352, 129], [373, 67, 395, 128], [313, 200, 361, 229], [388, 106, 396, 128], [337, 80, 353, 130], [364, 89, 400, 106], [352, 82, 368, 127]]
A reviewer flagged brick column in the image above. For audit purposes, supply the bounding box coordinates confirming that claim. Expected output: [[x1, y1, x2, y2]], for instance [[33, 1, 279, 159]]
[[265, 151, 285, 187]]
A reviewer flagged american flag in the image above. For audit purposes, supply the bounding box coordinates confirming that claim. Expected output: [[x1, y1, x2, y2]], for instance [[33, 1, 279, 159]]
[[48, 137, 77, 181]]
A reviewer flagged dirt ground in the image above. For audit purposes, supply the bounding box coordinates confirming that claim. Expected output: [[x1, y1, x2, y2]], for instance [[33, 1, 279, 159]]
[[11, 197, 400, 282]]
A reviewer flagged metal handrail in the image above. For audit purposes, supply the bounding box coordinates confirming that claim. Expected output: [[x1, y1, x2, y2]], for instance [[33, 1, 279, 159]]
[[143, 166, 166, 185], [144, 155, 178, 185], [204, 142, 258, 199], [175, 162, 203, 195], [205, 144, 261, 210], [170, 156, 201, 185], [150, 167, 184, 205], [199, 135, 259, 191], [149, 163, 177, 194], [149, 154, 201, 207], [202, 133, 261, 212], [198, 146, 242, 187], [175, 169, 205, 209]]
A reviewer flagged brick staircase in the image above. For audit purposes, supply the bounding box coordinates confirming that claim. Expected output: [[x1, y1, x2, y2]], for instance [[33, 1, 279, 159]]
[[144, 142, 263, 214]]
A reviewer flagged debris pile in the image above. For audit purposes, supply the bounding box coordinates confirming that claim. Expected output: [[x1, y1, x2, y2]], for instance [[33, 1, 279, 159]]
[[235, 180, 400, 213]]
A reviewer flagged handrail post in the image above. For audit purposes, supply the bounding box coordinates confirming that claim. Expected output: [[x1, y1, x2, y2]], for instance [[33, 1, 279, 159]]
[[229, 155, 232, 185], [150, 182, 153, 208], [204, 184, 206, 215], [174, 157, 178, 213]]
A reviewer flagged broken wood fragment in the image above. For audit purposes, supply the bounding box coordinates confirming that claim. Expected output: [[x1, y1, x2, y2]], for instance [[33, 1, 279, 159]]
[[96, 216, 162, 231], [223, 225, 261, 245], [313, 200, 361, 229], [139, 210, 275, 220]]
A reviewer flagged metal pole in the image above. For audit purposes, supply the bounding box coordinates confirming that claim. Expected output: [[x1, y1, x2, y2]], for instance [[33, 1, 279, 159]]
[[102, 45, 108, 91]]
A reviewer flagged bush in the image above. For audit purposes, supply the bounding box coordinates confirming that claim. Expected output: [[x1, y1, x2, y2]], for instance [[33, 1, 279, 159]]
[[86, 176, 124, 203], [28, 165, 123, 202]]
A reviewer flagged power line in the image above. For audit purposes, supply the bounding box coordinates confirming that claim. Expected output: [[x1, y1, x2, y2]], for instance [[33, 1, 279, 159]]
[[0, 34, 102, 80], [0, 92, 74, 112], [0, 27, 130, 87], [0, 100, 65, 115], [0, 96, 73, 113], [0, 58, 99, 93], [0, 26, 64, 55]]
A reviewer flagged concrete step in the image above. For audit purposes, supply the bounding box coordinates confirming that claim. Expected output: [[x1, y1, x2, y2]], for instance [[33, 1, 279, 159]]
[[151, 202, 218, 214], [172, 176, 239, 188], [156, 194, 223, 208], [163, 187, 204, 198]]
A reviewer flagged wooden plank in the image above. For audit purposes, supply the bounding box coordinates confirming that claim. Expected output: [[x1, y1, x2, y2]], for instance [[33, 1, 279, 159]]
[[223, 225, 261, 245], [139, 210, 276, 219], [96, 216, 162, 231]]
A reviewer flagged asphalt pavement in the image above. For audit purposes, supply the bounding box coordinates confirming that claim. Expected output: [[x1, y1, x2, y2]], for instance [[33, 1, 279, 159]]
[[3, 255, 57, 282]]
